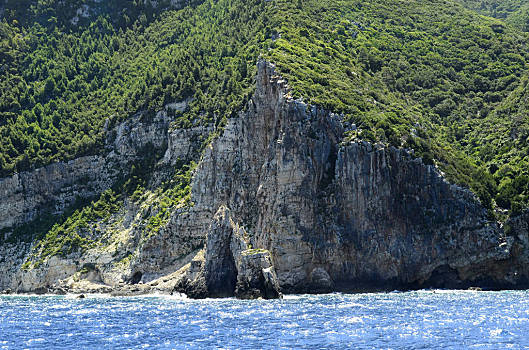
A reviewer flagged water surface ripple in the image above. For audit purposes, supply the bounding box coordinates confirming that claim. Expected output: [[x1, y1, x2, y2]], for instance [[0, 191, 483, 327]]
[[1, 290, 529, 349]]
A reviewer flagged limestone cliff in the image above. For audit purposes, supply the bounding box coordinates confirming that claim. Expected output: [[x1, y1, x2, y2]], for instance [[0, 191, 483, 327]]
[[0, 105, 209, 293], [1, 60, 529, 296], [184, 60, 527, 294], [176, 206, 281, 299], [0, 111, 170, 234]]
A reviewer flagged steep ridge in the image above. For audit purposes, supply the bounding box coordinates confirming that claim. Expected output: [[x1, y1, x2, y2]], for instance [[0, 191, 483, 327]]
[[2, 0, 528, 211], [181, 61, 529, 295], [265, 0, 529, 215], [1, 0, 529, 297], [3, 60, 528, 296]]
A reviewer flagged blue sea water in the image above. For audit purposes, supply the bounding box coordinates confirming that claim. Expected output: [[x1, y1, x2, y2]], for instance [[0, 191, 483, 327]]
[[1, 290, 529, 349]]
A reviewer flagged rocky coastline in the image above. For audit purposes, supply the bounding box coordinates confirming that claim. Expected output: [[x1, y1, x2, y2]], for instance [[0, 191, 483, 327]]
[[1, 60, 529, 299]]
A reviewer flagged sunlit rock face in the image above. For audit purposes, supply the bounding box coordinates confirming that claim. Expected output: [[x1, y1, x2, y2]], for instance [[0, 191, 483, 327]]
[[2, 60, 529, 295], [189, 60, 524, 293]]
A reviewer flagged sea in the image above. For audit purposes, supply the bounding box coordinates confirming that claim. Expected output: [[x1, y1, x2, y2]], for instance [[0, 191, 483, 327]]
[[1, 290, 528, 349]]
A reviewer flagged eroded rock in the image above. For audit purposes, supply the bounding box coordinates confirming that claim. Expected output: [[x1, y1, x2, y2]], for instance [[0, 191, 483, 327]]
[[189, 60, 528, 292], [203, 206, 244, 297], [235, 250, 282, 299], [309, 267, 334, 293], [2, 59, 529, 296], [181, 206, 281, 299]]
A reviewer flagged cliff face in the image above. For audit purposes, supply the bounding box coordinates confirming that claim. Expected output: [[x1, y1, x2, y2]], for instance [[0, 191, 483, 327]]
[[1, 60, 528, 295], [187, 60, 523, 294], [0, 112, 170, 234], [0, 105, 209, 293]]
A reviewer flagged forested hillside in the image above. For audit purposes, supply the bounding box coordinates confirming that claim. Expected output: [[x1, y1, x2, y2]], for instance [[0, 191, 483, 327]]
[[266, 0, 529, 214], [0, 0, 195, 27], [457, 0, 529, 31], [0, 0, 267, 176], [1, 0, 528, 219]]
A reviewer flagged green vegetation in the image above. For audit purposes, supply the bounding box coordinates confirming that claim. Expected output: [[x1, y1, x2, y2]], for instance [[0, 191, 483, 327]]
[[456, 0, 529, 31], [143, 162, 196, 237], [242, 248, 269, 256], [22, 148, 194, 267], [25, 189, 121, 269], [1, 0, 200, 29], [266, 0, 529, 214], [0, 0, 268, 176], [1, 0, 529, 261], [466, 72, 529, 213]]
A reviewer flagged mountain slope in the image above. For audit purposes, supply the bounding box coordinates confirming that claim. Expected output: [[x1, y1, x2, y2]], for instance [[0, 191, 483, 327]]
[[1, 0, 528, 213], [456, 0, 529, 31], [0, 0, 529, 295], [266, 0, 529, 213], [0, 0, 266, 175], [1, 0, 194, 28]]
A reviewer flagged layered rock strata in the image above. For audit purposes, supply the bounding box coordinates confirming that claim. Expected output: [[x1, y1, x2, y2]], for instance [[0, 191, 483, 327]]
[[0, 111, 169, 234], [0, 105, 209, 292]]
